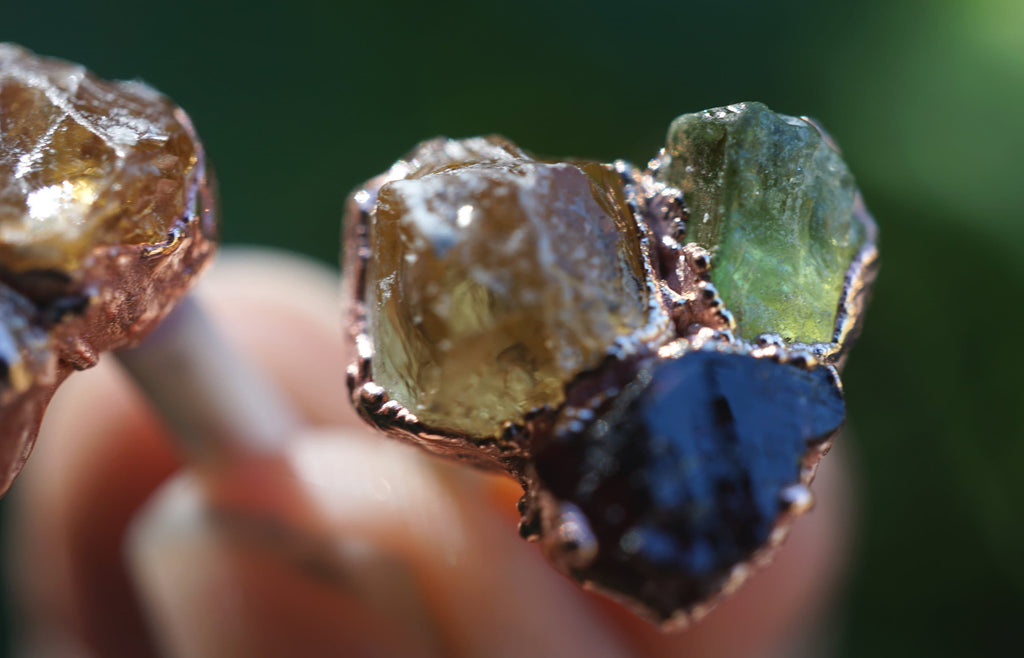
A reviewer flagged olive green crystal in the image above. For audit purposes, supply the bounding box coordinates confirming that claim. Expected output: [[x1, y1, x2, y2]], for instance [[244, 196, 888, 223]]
[[660, 102, 868, 343], [367, 137, 655, 438]]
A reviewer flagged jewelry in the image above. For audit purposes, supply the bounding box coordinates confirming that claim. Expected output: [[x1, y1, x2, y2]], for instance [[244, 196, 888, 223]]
[[343, 104, 878, 626]]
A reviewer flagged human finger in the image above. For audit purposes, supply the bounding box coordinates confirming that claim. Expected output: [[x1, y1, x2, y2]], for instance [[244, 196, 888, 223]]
[[4, 248, 351, 656], [7, 248, 852, 658]]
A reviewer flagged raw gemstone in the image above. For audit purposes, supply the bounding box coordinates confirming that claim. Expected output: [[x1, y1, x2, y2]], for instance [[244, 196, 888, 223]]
[[0, 44, 215, 497], [367, 137, 656, 438], [660, 102, 868, 343], [0, 286, 52, 406], [532, 350, 845, 620], [0, 43, 198, 272]]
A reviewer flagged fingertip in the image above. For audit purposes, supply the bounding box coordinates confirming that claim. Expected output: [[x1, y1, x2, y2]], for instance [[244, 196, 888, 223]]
[[283, 431, 637, 658], [6, 249, 356, 656], [8, 358, 180, 657], [194, 248, 356, 427], [128, 472, 441, 658]]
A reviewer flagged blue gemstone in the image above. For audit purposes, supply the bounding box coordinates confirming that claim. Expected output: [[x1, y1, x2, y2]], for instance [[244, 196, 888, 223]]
[[533, 350, 845, 620]]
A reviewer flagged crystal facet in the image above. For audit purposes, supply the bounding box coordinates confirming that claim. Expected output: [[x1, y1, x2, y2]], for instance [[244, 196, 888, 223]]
[[659, 102, 869, 343], [366, 137, 658, 438], [533, 351, 845, 620], [0, 44, 215, 495], [0, 43, 199, 272], [343, 108, 877, 625]]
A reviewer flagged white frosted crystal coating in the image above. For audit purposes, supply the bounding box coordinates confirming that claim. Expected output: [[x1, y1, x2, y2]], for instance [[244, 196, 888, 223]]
[[366, 138, 659, 437], [0, 43, 197, 271]]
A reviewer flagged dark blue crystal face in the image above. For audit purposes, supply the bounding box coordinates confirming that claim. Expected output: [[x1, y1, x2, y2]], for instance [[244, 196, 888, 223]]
[[532, 351, 846, 620]]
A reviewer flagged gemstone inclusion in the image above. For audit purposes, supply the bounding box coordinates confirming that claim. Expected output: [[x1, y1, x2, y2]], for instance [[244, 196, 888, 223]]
[[368, 138, 654, 438], [660, 102, 867, 344]]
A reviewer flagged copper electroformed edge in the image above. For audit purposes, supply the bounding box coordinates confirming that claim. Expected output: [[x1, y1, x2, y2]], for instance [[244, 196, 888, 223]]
[[0, 107, 217, 494], [342, 148, 675, 480], [341, 138, 877, 627], [342, 144, 874, 468]]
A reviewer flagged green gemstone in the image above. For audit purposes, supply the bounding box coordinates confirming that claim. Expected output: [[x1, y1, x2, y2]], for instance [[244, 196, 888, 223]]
[[660, 102, 868, 343]]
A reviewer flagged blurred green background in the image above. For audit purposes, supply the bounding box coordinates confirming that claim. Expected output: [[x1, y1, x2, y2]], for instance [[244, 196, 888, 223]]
[[3, 0, 1023, 655]]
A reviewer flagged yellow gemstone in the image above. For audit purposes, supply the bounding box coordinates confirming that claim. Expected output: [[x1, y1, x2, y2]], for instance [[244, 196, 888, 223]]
[[0, 43, 198, 272], [0, 44, 216, 497], [367, 137, 656, 438]]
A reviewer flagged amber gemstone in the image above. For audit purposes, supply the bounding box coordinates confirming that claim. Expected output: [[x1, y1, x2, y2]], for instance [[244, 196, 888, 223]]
[[0, 43, 198, 272], [365, 137, 660, 438], [0, 44, 215, 496]]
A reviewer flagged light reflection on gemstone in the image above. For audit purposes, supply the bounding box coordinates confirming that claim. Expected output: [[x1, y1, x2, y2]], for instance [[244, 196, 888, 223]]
[[0, 42, 199, 272], [342, 103, 877, 625], [0, 43, 216, 496], [362, 139, 664, 438], [25, 180, 97, 228], [456, 204, 474, 228]]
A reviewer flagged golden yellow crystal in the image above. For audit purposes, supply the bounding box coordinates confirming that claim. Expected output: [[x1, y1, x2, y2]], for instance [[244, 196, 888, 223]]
[[0, 43, 198, 272], [367, 137, 657, 438], [0, 44, 215, 497]]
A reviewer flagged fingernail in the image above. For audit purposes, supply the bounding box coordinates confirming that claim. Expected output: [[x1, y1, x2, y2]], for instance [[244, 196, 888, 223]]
[[127, 473, 441, 658]]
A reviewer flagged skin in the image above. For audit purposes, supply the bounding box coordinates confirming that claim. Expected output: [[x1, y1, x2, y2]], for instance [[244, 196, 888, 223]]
[[3, 249, 851, 658]]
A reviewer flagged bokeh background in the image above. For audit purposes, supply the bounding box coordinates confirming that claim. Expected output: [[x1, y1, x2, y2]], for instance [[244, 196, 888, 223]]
[[3, 0, 1023, 655]]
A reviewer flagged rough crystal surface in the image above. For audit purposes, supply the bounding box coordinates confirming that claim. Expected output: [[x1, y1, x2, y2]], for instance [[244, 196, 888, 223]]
[[533, 351, 845, 620], [0, 44, 215, 496], [344, 109, 877, 625], [367, 137, 655, 438], [0, 43, 198, 272], [660, 102, 868, 343]]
